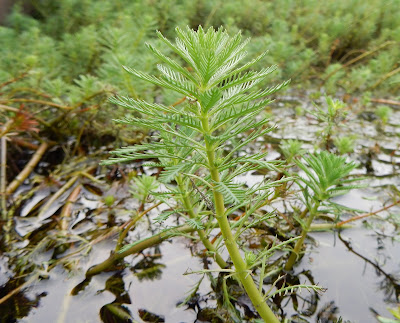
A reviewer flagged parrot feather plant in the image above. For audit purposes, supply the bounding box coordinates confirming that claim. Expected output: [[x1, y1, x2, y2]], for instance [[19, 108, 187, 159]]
[[102, 26, 293, 322], [284, 151, 363, 271]]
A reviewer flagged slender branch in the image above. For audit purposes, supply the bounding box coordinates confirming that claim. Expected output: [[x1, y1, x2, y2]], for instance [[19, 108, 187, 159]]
[[0, 72, 28, 89], [337, 200, 400, 227], [0, 120, 14, 138], [116, 201, 163, 251], [37, 175, 79, 219], [323, 41, 395, 82], [338, 232, 400, 296], [1, 136, 7, 220], [370, 98, 400, 107], [0, 104, 51, 127], [0, 98, 71, 110], [284, 201, 320, 271], [79, 171, 104, 185], [176, 175, 227, 268], [9, 137, 39, 150], [59, 185, 82, 231], [171, 96, 186, 107], [368, 66, 400, 90], [6, 142, 49, 195], [0, 273, 40, 305]]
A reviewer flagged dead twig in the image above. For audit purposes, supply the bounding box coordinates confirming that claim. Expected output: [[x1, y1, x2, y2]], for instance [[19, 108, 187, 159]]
[[6, 142, 49, 195], [368, 66, 400, 91], [370, 98, 400, 107], [0, 72, 28, 90], [337, 199, 400, 227], [0, 273, 40, 305], [1, 136, 7, 219], [60, 185, 82, 231], [37, 175, 79, 220], [0, 104, 51, 128], [323, 41, 395, 83], [37, 165, 97, 219], [0, 98, 71, 110], [86, 224, 197, 277], [9, 137, 39, 150]]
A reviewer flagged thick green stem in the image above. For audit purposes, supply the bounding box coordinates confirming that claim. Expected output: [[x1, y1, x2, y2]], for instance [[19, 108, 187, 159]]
[[176, 176, 227, 269], [200, 115, 279, 323], [284, 201, 320, 271]]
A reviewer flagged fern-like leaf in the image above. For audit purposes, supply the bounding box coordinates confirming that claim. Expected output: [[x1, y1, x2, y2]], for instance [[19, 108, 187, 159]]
[[212, 181, 246, 205]]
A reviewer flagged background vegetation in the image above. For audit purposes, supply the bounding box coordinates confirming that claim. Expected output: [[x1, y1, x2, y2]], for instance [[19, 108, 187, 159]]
[[1, 0, 399, 148]]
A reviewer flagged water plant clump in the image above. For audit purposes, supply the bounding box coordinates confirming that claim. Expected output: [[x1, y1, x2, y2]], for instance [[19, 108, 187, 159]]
[[333, 136, 356, 155], [284, 151, 362, 271], [375, 105, 393, 125], [102, 25, 294, 322]]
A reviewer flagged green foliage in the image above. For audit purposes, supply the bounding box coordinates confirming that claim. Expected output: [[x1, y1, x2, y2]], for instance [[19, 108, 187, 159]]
[[280, 139, 305, 162], [295, 151, 359, 203], [333, 136, 356, 154], [104, 195, 115, 207], [375, 105, 393, 124], [0, 0, 398, 159], [244, 251, 257, 267], [105, 26, 288, 194], [0, 0, 398, 126], [105, 26, 289, 322], [0, 2, 397, 321], [311, 97, 348, 149], [130, 174, 159, 203], [317, 97, 347, 122], [285, 151, 362, 270]]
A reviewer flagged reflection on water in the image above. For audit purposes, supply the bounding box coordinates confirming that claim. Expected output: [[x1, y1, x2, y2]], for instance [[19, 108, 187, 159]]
[[2, 93, 400, 322]]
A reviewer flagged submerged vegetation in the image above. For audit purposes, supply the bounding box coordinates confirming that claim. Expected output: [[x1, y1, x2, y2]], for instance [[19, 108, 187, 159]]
[[0, 1, 399, 322]]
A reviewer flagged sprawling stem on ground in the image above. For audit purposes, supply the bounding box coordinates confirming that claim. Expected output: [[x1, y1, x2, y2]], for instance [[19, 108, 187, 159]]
[[86, 224, 196, 277], [200, 111, 280, 323]]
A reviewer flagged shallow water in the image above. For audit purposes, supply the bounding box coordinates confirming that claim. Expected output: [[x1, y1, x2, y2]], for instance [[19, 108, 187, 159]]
[[1, 92, 399, 322]]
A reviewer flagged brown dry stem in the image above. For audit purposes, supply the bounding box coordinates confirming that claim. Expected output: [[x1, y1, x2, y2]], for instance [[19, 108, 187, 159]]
[[6, 142, 49, 195], [337, 199, 400, 227]]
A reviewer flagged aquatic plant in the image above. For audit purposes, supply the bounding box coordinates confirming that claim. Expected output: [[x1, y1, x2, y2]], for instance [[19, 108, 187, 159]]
[[333, 136, 356, 155], [311, 97, 348, 150], [375, 105, 393, 125], [0, 2, 399, 321], [284, 151, 361, 271], [102, 25, 292, 322], [280, 139, 305, 163]]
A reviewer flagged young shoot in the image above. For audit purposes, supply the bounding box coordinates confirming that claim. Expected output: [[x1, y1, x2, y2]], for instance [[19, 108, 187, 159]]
[[285, 151, 361, 271], [280, 139, 305, 163], [333, 136, 356, 155], [375, 105, 393, 125], [311, 97, 348, 150]]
